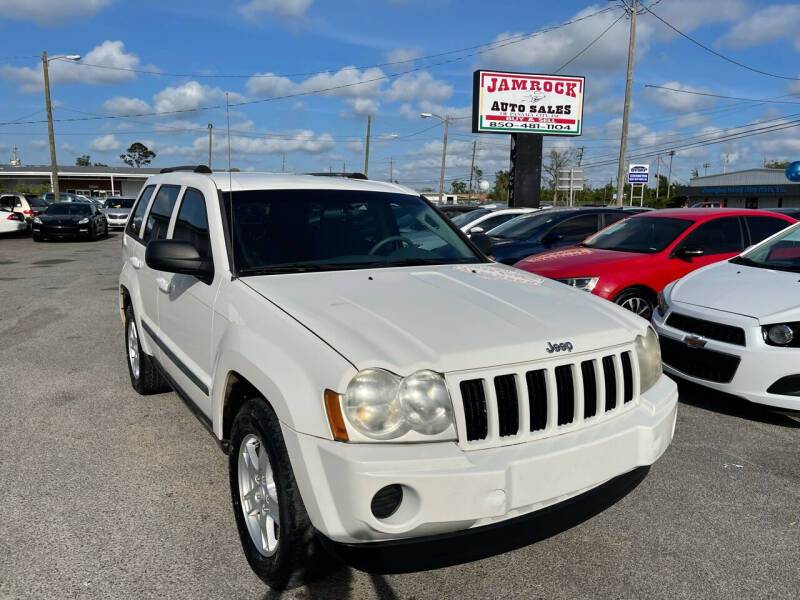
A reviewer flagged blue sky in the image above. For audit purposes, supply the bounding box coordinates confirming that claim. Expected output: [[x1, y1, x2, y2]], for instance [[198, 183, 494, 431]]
[[1, 0, 800, 190]]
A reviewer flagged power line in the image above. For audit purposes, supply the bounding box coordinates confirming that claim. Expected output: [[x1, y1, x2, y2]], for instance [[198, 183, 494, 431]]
[[644, 84, 800, 105], [553, 12, 625, 74], [644, 5, 800, 81]]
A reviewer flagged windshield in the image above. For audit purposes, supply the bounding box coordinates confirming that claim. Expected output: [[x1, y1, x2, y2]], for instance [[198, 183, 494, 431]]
[[45, 203, 92, 216], [451, 208, 491, 227], [106, 198, 135, 209], [582, 217, 693, 253], [734, 222, 800, 273], [225, 189, 481, 275], [489, 211, 562, 240]]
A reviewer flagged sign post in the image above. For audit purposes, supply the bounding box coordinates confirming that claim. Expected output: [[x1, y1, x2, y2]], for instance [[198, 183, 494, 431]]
[[473, 70, 585, 208]]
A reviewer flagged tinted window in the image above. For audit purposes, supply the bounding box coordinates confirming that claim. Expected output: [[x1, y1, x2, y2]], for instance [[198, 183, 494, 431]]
[[126, 185, 156, 239], [745, 216, 791, 245], [549, 214, 599, 241], [107, 197, 136, 209], [584, 217, 694, 253], [475, 213, 516, 232], [681, 217, 743, 254], [172, 188, 211, 260], [489, 211, 564, 240], [451, 208, 491, 227], [143, 185, 181, 241], [0, 196, 15, 209], [603, 212, 628, 226], [26, 196, 49, 207], [45, 203, 91, 215]]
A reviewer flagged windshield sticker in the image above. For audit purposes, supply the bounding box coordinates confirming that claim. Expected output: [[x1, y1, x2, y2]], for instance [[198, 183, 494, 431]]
[[453, 264, 544, 285]]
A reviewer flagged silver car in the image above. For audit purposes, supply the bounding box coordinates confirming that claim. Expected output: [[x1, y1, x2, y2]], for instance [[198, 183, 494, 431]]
[[102, 196, 137, 229]]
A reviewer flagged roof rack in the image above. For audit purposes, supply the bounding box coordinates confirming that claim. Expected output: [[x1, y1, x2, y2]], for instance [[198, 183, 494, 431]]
[[159, 165, 213, 174]]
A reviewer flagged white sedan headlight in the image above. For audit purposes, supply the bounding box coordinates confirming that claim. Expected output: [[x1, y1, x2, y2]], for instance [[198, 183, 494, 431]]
[[343, 368, 455, 441], [78, 217, 90, 224], [635, 327, 662, 393], [557, 277, 598, 292]]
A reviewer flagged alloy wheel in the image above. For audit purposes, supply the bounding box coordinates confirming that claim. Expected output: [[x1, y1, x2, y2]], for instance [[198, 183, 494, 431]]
[[127, 319, 140, 380], [619, 296, 652, 319], [238, 433, 280, 557]]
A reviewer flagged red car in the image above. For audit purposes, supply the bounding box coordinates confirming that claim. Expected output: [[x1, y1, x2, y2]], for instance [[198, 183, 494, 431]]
[[514, 208, 797, 319]]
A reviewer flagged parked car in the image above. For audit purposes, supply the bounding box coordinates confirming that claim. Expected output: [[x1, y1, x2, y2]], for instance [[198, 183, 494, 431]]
[[453, 207, 538, 236], [691, 201, 723, 208], [653, 221, 800, 414], [102, 195, 137, 229], [515, 209, 795, 320], [622, 207, 654, 213], [32, 202, 108, 241], [119, 167, 676, 588], [0, 207, 28, 235], [42, 191, 82, 203], [486, 208, 632, 264], [0, 193, 49, 227], [766, 207, 800, 219], [436, 204, 480, 219]]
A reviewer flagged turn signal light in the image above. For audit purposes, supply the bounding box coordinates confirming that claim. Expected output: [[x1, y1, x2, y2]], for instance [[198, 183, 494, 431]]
[[324, 389, 349, 442]]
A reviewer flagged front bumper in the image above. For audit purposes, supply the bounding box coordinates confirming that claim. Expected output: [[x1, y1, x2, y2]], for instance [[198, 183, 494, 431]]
[[653, 303, 800, 411], [282, 375, 677, 545], [106, 216, 128, 228], [33, 224, 90, 238]]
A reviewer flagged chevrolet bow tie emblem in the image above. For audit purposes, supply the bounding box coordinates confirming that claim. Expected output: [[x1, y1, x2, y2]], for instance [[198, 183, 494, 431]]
[[683, 335, 707, 348]]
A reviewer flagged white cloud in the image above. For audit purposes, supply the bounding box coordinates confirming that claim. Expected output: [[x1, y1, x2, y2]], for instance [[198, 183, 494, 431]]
[[89, 134, 122, 152], [345, 98, 379, 116], [345, 140, 364, 153], [386, 72, 452, 103], [386, 47, 422, 64], [1, 40, 147, 93], [153, 120, 203, 134], [247, 66, 385, 100], [103, 96, 150, 115], [675, 112, 710, 128], [719, 4, 800, 50], [0, 0, 112, 25], [152, 81, 244, 113], [238, 0, 312, 19], [646, 81, 716, 113], [160, 130, 334, 157], [30, 140, 47, 150]]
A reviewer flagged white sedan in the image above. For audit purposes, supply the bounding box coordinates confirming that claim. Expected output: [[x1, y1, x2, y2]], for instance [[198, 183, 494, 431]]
[[1, 209, 27, 234], [451, 207, 539, 235], [653, 222, 800, 413]]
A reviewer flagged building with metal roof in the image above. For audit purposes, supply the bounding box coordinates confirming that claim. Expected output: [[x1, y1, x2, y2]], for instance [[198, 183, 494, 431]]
[[0, 164, 160, 197]]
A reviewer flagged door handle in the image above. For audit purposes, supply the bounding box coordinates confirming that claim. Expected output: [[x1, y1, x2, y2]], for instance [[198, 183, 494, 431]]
[[156, 277, 172, 294], [130, 256, 142, 269]]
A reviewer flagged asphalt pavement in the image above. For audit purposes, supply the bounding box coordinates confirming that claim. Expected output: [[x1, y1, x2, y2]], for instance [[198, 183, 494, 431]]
[[0, 232, 798, 600]]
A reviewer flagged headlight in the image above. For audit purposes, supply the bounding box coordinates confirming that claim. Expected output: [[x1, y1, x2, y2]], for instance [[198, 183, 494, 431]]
[[556, 277, 598, 292], [656, 291, 669, 316], [763, 323, 797, 346], [78, 217, 90, 224], [342, 368, 455, 441], [635, 327, 662, 393], [33, 216, 42, 224]]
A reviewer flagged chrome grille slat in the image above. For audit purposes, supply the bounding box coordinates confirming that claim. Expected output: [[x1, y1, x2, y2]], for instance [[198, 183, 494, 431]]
[[450, 346, 639, 450]]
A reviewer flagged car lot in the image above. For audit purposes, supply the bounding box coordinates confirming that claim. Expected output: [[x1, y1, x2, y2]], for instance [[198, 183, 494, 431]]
[[0, 234, 798, 600]]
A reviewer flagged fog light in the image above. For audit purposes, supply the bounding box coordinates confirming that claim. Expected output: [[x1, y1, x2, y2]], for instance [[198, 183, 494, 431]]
[[370, 484, 403, 519]]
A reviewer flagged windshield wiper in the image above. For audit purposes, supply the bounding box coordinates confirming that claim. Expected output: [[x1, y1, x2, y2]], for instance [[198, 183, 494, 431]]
[[730, 256, 758, 267], [237, 263, 327, 276]]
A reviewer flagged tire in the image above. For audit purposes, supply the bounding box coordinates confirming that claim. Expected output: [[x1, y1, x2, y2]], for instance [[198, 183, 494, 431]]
[[124, 304, 170, 395], [229, 398, 327, 589], [90, 224, 98, 241], [614, 287, 655, 320]]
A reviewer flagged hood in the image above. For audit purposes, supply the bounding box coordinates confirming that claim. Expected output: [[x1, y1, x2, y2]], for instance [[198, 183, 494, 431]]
[[41, 213, 85, 222], [243, 263, 645, 374], [515, 246, 648, 276], [671, 259, 800, 322]]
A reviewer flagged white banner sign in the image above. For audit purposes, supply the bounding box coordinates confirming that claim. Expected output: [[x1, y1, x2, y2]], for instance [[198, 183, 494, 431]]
[[628, 163, 649, 183]]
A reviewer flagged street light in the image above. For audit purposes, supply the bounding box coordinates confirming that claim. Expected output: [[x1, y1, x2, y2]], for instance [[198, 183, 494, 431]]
[[42, 51, 81, 201], [421, 112, 450, 202]]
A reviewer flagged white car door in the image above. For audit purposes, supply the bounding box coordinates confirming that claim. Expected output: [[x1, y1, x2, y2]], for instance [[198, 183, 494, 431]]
[[155, 185, 219, 417]]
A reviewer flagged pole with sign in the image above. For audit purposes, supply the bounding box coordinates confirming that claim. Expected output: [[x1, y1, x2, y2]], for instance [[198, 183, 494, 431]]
[[627, 163, 649, 207]]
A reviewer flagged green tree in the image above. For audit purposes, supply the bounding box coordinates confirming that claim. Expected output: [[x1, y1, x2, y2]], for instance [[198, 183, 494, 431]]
[[450, 180, 467, 194], [120, 142, 156, 168], [75, 155, 91, 166], [93, 162, 109, 167], [765, 160, 790, 169], [486, 170, 509, 203]]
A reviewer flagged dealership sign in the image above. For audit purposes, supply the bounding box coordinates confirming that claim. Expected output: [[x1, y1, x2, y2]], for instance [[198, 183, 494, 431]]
[[628, 163, 649, 183], [472, 70, 585, 136]]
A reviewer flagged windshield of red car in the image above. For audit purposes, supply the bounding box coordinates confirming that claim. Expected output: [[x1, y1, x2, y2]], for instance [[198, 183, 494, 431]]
[[582, 217, 693, 253], [734, 222, 800, 273]]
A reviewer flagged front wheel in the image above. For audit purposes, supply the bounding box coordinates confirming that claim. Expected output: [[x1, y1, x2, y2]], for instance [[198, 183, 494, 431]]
[[229, 399, 327, 589], [614, 287, 654, 320]]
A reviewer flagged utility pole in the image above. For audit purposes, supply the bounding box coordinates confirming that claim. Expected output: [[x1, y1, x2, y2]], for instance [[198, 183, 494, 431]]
[[655, 154, 661, 203], [207, 124, 213, 169], [42, 51, 59, 198], [615, 0, 638, 206], [438, 116, 450, 202], [389, 157, 393, 182], [666, 150, 676, 204], [281, 153, 286, 173], [364, 115, 371, 177], [468, 139, 477, 201]]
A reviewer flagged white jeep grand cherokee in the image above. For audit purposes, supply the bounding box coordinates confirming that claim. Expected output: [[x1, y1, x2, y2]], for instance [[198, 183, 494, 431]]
[[119, 166, 677, 588]]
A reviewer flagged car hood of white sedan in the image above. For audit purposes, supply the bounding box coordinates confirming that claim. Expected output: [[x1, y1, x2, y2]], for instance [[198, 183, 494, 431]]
[[243, 262, 645, 374], [670, 259, 800, 322]]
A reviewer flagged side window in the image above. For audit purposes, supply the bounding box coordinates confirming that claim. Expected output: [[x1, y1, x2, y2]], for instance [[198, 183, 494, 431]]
[[143, 185, 181, 242], [126, 185, 156, 239], [603, 212, 628, 227], [681, 217, 743, 254], [475, 213, 514, 232], [549, 214, 599, 241], [745, 216, 791, 246], [172, 187, 212, 261], [0, 196, 13, 210]]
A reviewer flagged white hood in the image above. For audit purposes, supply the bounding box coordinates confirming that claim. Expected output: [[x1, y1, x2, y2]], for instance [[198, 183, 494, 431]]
[[243, 263, 645, 374], [670, 260, 800, 322]]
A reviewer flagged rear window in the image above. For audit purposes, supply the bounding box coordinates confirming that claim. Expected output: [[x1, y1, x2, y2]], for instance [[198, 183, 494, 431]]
[[107, 197, 136, 209], [744, 216, 791, 245], [26, 196, 49, 207], [45, 203, 91, 215]]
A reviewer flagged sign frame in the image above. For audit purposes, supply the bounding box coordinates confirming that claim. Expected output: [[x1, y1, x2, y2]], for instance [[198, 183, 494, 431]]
[[627, 163, 650, 184], [472, 69, 585, 136]]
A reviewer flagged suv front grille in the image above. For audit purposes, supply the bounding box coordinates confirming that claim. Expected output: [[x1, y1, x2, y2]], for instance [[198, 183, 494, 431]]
[[450, 348, 637, 449], [666, 312, 746, 346]]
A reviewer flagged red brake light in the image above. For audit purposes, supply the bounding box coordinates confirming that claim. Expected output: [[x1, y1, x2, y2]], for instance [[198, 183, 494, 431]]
[[23, 209, 34, 214], [7, 212, 21, 221]]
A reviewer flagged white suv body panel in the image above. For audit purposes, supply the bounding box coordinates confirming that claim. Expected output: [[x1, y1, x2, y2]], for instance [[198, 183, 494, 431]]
[[120, 171, 678, 545]]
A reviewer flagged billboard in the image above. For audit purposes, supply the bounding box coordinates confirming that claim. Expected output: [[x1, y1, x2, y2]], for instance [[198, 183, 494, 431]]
[[472, 70, 585, 136], [628, 163, 649, 183]]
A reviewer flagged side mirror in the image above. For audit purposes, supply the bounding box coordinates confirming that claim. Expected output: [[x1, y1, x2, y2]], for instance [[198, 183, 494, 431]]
[[468, 226, 485, 235], [676, 247, 704, 258], [471, 232, 493, 255], [145, 240, 213, 281], [542, 232, 564, 245]]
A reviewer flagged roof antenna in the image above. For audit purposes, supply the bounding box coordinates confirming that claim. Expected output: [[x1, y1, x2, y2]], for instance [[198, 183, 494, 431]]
[[226, 92, 236, 278]]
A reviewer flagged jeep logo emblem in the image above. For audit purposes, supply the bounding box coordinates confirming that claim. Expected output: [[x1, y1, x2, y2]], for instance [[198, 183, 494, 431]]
[[546, 341, 574, 353]]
